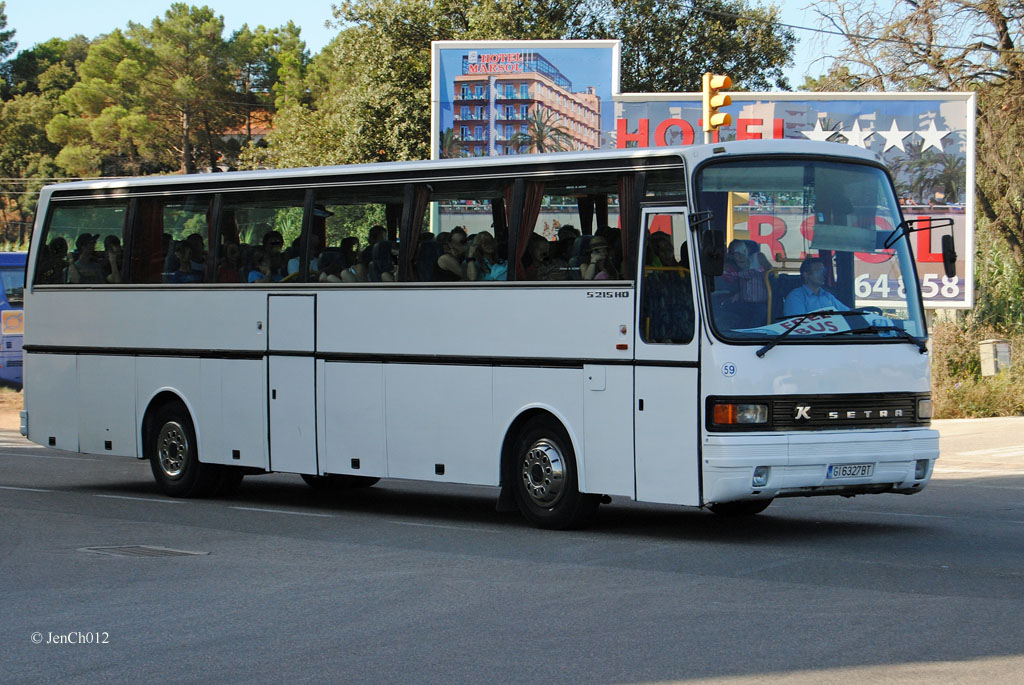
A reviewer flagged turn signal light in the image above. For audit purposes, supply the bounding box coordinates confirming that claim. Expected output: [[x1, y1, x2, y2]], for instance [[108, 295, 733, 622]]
[[712, 403, 768, 425]]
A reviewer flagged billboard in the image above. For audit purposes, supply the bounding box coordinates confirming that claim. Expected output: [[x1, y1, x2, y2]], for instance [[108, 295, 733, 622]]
[[431, 40, 976, 308]]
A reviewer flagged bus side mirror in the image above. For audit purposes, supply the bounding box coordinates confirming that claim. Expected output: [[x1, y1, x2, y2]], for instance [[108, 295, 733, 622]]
[[941, 234, 957, 278], [700, 230, 726, 277]]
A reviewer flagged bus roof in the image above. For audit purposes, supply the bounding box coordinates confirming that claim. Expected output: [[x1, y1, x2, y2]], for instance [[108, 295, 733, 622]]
[[0, 252, 27, 267], [42, 140, 882, 198]]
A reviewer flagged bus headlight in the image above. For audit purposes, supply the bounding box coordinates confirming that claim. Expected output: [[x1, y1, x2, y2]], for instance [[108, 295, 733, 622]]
[[752, 466, 770, 487], [917, 398, 933, 420], [712, 402, 768, 426]]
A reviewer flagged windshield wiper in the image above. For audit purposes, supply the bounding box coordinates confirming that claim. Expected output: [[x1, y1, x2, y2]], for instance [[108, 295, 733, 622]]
[[819, 325, 928, 354], [755, 311, 815, 358], [756, 309, 903, 358]]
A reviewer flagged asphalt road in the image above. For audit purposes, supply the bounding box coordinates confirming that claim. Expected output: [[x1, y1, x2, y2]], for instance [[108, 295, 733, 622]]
[[2, 419, 1023, 684]]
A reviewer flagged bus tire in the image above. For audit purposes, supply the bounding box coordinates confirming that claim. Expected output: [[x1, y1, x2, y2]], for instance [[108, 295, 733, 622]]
[[512, 416, 599, 530], [708, 499, 773, 516], [149, 402, 222, 498]]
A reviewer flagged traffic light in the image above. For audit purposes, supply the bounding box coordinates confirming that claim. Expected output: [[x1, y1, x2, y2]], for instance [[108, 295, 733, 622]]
[[702, 72, 732, 136]]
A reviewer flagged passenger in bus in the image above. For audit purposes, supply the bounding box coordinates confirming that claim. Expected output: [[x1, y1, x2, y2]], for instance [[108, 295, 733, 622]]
[[435, 230, 467, 281], [466, 231, 507, 281], [412, 235, 441, 281], [261, 230, 287, 279], [37, 237, 69, 284], [523, 234, 558, 280], [165, 241, 202, 283], [339, 236, 360, 272], [369, 240, 398, 282], [718, 239, 770, 326], [102, 235, 123, 284], [359, 225, 387, 266], [68, 234, 106, 284], [783, 257, 850, 316], [216, 241, 243, 283], [185, 233, 206, 273], [647, 232, 677, 269], [582, 236, 618, 280], [286, 233, 321, 277], [342, 247, 372, 283], [247, 247, 282, 283], [544, 225, 576, 279], [318, 250, 344, 283]]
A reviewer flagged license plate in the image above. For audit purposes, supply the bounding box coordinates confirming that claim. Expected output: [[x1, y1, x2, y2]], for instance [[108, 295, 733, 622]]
[[827, 463, 874, 479]]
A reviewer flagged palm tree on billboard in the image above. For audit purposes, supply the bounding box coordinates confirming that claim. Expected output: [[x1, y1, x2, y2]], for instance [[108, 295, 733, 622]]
[[439, 128, 464, 159], [510, 108, 572, 154]]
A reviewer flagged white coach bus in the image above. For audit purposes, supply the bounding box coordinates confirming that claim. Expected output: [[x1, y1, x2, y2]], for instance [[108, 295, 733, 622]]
[[21, 140, 948, 528]]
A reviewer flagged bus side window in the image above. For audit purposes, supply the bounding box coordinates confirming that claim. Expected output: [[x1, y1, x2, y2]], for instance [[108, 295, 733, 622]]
[[220, 189, 306, 285], [311, 186, 404, 284], [639, 218, 694, 344], [34, 201, 128, 286], [514, 173, 622, 282]]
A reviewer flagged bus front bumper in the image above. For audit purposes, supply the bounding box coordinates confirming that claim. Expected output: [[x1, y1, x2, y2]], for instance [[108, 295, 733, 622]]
[[701, 428, 940, 505]]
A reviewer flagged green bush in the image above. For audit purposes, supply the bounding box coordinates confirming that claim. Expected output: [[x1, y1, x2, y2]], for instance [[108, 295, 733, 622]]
[[931, 321, 1024, 417]]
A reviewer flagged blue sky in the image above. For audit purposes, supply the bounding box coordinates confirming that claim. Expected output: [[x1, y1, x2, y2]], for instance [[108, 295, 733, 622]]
[[4, 0, 838, 87]]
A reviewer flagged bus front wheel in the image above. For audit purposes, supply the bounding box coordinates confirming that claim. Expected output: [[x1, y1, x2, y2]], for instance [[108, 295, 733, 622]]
[[511, 417, 599, 530], [149, 403, 222, 498]]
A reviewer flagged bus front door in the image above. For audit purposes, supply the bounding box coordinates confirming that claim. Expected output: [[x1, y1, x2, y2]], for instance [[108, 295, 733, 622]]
[[634, 208, 701, 506], [267, 294, 318, 475]]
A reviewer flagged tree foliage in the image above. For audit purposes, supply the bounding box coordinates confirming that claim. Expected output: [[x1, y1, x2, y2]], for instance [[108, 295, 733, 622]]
[[260, 0, 794, 167], [810, 0, 1024, 273], [585, 0, 795, 92]]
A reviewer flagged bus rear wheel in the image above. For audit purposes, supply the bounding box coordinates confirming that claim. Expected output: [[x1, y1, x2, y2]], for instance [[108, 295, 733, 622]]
[[511, 416, 599, 530], [149, 402, 222, 498], [708, 499, 773, 516]]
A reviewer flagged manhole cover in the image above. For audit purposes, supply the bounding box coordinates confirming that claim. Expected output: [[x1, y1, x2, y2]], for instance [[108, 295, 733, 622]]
[[78, 546, 209, 558]]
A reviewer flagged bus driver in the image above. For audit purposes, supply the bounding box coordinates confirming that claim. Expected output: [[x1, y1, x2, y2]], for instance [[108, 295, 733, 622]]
[[784, 257, 850, 316]]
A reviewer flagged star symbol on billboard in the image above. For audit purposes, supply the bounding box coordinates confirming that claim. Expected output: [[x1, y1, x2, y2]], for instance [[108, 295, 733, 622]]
[[841, 120, 873, 148], [878, 120, 911, 152], [917, 120, 950, 152], [801, 119, 838, 142]]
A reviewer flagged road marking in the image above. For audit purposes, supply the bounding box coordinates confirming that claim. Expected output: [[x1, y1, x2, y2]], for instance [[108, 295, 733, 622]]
[[0, 485, 56, 493], [387, 520, 503, 534], [0, 452, 102, 462], [96, 494, 184, 504], [230, 506, 334, 518], [851, 509, 1024, 524], [934, 468, 1024, 476], [955, 446, 1024, 458], [0, 439, 42, 449]]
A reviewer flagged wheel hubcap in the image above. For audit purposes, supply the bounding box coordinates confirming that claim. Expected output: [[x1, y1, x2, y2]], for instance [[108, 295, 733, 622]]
[[521, 438, 566, 508], [156, 421, 188, 479]]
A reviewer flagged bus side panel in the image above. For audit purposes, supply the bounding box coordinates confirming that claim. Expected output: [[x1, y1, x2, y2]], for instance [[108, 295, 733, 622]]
[[493, 367, 583, 487], [320, 361, 387, 478], [77, 355, 136, 457], [135, 356, 201, 457], [198, 358, 268, 469], [582, 364, 635, 497], [384, 363, 494, 485], [24, 353, 78, 452]]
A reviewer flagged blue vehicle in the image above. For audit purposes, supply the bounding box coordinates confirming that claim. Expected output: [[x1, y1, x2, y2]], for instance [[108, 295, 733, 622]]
[[0, 252, 26, 387]]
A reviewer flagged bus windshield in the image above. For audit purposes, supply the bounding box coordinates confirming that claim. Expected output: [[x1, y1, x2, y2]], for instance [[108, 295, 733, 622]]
[[695, 159, 925, 343], [1, 265, 25, 307]]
